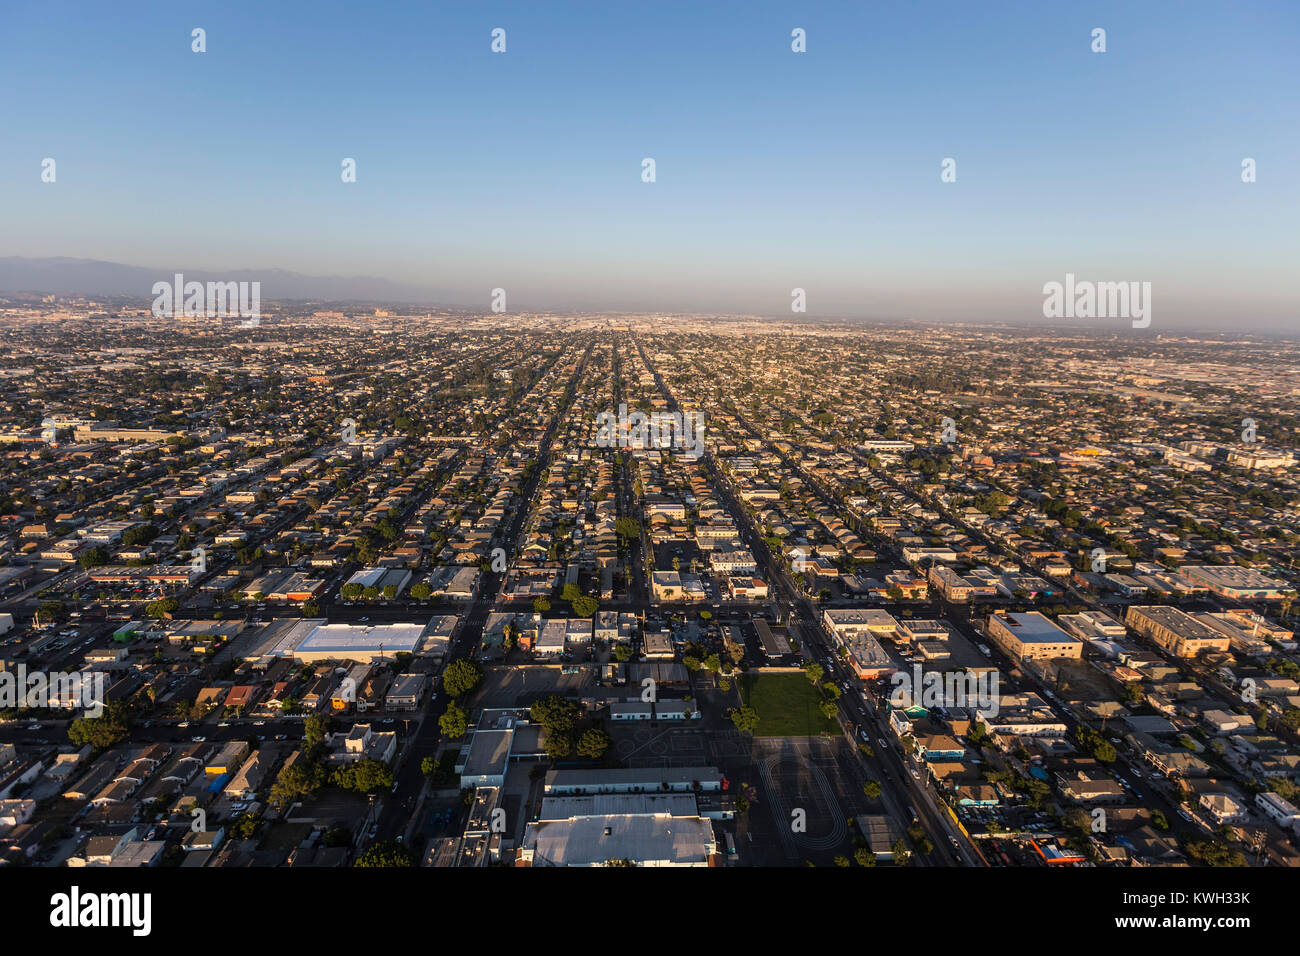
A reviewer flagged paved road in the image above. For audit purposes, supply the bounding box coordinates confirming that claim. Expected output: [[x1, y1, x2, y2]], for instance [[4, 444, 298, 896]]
[[635, 339, 974, 866], [370, 340, 596, 850]]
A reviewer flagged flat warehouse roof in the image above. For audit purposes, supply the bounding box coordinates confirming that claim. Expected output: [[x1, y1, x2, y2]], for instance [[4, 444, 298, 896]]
[[463, 729, 513, 776], [296, 622, 425, 654], [994, 612, 1080, 644], [545, 766, 722, 791], [538, 794, 699, 820], [522, 813, 714, 866]]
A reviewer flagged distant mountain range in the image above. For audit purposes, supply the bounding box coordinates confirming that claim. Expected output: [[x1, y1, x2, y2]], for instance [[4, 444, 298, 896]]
[[0, 257, 458, 305]]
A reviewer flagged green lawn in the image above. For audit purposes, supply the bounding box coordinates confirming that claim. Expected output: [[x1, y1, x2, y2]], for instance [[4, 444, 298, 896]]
[[739, 672, 839, 737]]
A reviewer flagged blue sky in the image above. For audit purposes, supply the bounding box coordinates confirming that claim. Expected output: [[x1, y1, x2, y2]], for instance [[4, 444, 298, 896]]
[[1, 0, 1297, 327]]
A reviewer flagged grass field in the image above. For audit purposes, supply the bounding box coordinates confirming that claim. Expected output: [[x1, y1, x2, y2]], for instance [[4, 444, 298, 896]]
[[740, 672, 839, 737]]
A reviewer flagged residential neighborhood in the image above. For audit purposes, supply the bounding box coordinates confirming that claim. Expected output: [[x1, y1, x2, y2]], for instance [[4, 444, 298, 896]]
[[2, 306, 1299, 875]]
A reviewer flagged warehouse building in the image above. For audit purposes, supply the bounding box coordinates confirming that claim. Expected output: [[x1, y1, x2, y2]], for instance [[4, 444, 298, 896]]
[[1125, 606, 1231, 658], [985, 611, 1082, 662]]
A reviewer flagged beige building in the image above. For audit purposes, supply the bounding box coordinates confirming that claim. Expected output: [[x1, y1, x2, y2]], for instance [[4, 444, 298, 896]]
[[1125, 606, 1230, 658], [985, 612, 1082, 661]]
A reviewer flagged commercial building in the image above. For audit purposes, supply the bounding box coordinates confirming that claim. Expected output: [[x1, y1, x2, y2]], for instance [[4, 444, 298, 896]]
[[1125, 606, 1231, 658], [754, 619, 792, 659], [518, 799, 717, 866], [535, 619, 567, 658], [985, 612, 1082, 662], [458, 730, 514, 788], [544, 766, 723, 796], [289, 618, 451, 663], [929, 565, 998, 602], [1180, 566, 1289, 601]]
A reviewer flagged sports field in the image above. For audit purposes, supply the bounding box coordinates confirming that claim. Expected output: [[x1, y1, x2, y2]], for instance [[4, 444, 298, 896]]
[[740, 672, 839, 737]]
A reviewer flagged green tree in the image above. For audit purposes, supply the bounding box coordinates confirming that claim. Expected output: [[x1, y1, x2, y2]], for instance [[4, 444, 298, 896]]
[[270, 758, 326, 806], [146, 597, 179, 619], [35, 600, 65, 626], [332, 758, 394, 794], [230, 812, 262, 839], [439, 703, 469, 739], [577, 728, 612, 760], [1183, 839, 1247, 867], [892, 839, 911, 865], [531, 695, 580, 733], [545, 731, 573, 759], [442, 659, 483, 699], [730, 706, 760, 734], [67, 702, 132, 751], [304, 714, 329, 749], [355, 841, 415, 868], [78, 546, 110, 569]]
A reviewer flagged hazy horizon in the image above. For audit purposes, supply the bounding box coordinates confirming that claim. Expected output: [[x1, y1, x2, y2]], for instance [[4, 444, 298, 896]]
[[2, 1, 1298, 329]]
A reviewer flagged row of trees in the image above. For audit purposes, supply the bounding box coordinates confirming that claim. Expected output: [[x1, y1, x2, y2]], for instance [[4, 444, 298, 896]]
[[340, 581, 402, 601], [437, 659, 485, 740], [530, 694, 611, 760]]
